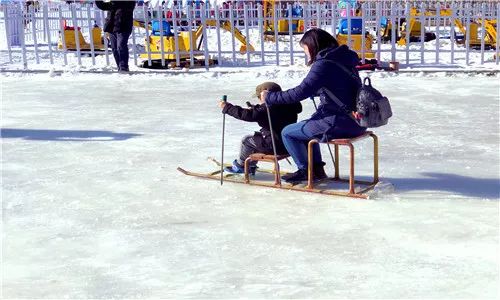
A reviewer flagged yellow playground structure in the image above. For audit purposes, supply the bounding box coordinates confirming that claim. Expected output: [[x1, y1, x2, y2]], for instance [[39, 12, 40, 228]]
[[379, 8, 436, 46], [263, 0, 305, 35], [57, 22, 106, 51], [380, 7, 497, 50], [138, 19, 254, 68], [440, 9, 497, 50], [336, 18, 376, 61]]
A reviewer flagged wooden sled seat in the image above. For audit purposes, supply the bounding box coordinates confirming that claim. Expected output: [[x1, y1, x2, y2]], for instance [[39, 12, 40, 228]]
[[307, 131, 379, 198], [244, 153, 289, 185]]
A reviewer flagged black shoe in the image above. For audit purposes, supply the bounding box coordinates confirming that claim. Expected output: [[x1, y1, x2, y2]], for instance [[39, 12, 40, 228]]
[[313, 162, 328, 180], [282, 168, 308, 183]]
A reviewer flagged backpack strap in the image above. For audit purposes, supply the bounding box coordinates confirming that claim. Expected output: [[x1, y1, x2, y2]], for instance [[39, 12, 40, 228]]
[[321, 87, 359, 124], [319, 60, 361, 123]]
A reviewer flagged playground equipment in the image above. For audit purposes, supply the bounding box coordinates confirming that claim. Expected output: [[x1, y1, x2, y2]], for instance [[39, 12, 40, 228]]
[[263, 0, 305, 35], [379, 8, 436, 46], [397, 8, 437, 46], [138, 19, 254, 68], [439, 9, 497, 50], [336, 18, 376, 61], [57, 22, 106, 51], [335, 1, 376, 62]]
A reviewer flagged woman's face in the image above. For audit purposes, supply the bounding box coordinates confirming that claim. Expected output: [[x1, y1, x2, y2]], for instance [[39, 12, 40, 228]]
[[301, 44, 311, 61]]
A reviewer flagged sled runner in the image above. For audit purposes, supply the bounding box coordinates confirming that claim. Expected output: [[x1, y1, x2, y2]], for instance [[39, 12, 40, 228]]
[[177, 132, 379, 199]]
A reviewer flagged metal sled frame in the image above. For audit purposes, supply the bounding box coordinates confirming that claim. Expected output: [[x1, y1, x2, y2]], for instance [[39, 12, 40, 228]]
[[306, 131, 379, 198], [177, 132, 379, 199]]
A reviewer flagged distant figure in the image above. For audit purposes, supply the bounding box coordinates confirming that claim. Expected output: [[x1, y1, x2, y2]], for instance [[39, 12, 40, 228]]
[[218, 82, 302, 174], [95, 0, 136, 72]]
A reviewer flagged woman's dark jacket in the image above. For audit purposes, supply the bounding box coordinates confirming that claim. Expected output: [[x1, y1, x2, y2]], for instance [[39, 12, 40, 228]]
[[265, 45, 366, 140], [222, 102, 302, 154], [95, 1, 136, 33]]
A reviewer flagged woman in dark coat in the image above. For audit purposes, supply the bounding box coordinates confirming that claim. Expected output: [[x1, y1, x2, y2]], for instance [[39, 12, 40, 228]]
[[95, 0, 136, 72], [261, 28, 366, 183]]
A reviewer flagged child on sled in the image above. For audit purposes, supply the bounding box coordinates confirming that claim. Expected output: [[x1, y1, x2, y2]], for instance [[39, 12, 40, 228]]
[[218, 82, 302, 174]]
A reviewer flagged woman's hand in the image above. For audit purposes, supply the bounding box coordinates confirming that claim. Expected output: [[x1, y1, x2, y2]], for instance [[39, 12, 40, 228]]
[[218, 101, 227, 109], [259, 90, 269, 104]]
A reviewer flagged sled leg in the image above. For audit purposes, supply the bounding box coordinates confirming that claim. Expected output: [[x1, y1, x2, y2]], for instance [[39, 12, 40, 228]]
[[306, 139, 319, 190]]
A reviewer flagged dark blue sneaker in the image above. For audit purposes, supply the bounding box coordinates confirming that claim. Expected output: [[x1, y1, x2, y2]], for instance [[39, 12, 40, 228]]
[[224, 159, 257, 175]]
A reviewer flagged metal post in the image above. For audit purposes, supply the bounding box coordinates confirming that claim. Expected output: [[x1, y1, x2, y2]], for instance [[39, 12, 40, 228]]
[[348, 143, 355, 194], [273, 3, 279, 65], [436, 4, 441, 64], [86, 5, 95, 65], [57, 4, 68, 66], [420, 3, 425, 64], [465, 3, 470, 66], [187, 4, 194, 68], [101, 9, 109, 66], [244, 4, 250, 66], [229, 3, 236, 64], [347, 2, 352, 49], [316, 2, 320, 30], [375, 1, 381, 63], [201, 3, 210, 70], [143, 3, 151, 67], [331, 1, 336, 35], [157, 4, 165, 67], [480, 3, 486, 65], [71, 4, 81, 65], [361, 2, 366, 64], [288, 3, 293, 65], [30, 5, 39, 64], [334, 144, 339, 179], [19, 2, 27, 69], [43, 4, 53, 65], [258, 4, 265, 65], [390, 2, 396, 62], [4, 4, 13, 63], [405, 2, 410, 65], [215, 3, 222, 66], [450, 4, 455, 65], [172, 4, 180, 67]]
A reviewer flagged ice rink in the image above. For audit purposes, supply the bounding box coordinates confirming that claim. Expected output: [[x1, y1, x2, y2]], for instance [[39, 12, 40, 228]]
[[1, 70, 499, 298]]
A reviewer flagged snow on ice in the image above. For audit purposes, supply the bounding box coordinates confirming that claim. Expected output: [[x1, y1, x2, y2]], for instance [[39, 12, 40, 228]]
[[1, 69, 499, 298]]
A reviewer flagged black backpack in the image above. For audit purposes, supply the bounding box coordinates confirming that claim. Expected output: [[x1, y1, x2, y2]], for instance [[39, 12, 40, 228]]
[[323, 62, 393, 128]]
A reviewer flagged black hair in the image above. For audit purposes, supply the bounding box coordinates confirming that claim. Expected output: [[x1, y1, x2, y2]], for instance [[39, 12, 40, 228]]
[[299, 28, 339, 65]]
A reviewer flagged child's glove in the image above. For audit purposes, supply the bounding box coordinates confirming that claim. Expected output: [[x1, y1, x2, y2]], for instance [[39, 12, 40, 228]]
[[218, 101, 227, 109]]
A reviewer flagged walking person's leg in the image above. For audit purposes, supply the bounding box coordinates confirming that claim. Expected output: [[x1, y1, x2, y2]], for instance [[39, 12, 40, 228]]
[[117, 31, 131, 71], [108, 32, 120, 69]]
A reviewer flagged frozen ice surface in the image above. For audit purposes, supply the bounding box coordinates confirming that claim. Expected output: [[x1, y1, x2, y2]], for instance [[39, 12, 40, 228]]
[[1, 70, 499, 298]]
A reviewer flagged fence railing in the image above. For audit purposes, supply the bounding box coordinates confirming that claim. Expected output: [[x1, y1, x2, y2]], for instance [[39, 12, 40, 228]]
[[1, 0, 499, 70]]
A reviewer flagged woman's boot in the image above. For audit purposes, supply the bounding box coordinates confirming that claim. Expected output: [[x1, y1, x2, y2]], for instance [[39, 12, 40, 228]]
[[313, 162, 327, 180]]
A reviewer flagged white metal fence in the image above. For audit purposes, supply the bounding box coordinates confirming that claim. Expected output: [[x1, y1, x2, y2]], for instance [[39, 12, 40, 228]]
[[1, 0, 499, 70]]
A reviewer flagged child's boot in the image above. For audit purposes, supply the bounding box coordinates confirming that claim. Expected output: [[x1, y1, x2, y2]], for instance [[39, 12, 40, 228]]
[[224, 159, 245, 174], [224, 159, 257, 175]]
